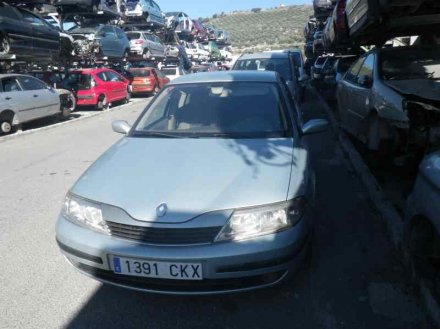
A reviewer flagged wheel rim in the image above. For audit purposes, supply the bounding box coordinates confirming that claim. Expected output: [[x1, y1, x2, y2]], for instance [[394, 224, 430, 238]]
[[0, 36, 10, 55], [1, 121, 12, 133]]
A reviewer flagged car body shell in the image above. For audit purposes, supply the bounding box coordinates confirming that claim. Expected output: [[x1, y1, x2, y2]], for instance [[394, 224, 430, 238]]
[[126, 31, 165, 59], [68, 24, 130, 60], [55, 71, 314, 294], [125, 0, 165, 26], [165, 12, 193, 34], [0, 74, 61, 129], [129, 67, 169, 94], [337, 46, 440, 150], [191, 20, 208, 42], [63, 68, 129, 107], [0, 3, 60, 62]]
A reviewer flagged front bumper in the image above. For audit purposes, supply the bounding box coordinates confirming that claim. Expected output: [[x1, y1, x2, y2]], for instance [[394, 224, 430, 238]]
[[56, 214, 310, 295]]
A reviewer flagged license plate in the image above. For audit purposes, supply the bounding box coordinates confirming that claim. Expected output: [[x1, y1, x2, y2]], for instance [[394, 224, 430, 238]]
[[110, 256, 203, 280]]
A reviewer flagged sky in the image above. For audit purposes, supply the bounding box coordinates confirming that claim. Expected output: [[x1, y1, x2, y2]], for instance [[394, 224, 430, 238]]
[[157, 0, 310, 19]]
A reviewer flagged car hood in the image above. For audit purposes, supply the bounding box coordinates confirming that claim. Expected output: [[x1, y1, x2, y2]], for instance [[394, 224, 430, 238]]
[[385, 79, 440, 102], [71, 137, 295, 224]]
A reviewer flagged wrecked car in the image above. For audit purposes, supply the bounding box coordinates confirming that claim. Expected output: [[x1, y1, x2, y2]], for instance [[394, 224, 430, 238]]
[[67, 22, 130, 61], [337, 45, 440, 155], [125, 0, 165, 26], [54, 0, 126, 16], [165, 12, 193, 35], [0, 3, 61, 63]]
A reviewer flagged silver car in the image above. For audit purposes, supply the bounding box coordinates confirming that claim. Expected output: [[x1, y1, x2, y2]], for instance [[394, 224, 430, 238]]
[[0, 74, 62, 134], [55, 71, 327, 294], [405, 151, 440, 274], [125, 0, 165, 27], [126, 31, 165, 59]]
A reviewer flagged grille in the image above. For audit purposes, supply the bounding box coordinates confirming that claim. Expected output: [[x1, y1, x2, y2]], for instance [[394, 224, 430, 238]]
[[106, 221, 222, 245]]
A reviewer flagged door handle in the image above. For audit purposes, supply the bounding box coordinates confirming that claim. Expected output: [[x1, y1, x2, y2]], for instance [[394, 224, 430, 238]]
[[5, 97, 11, 100], [33, 95, 38, 97]]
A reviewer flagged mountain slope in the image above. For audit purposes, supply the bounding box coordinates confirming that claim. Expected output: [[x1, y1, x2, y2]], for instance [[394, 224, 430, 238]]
[[206, 5, 313, 52]]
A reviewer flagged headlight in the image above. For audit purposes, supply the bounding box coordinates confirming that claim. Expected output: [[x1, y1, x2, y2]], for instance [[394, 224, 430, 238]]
[[215, 197, 307, 242], [62, 194, 110, 235]]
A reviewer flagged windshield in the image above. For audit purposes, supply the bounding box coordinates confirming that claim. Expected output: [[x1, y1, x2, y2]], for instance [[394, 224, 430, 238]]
[[161, 68, 177, 75], [166, 12, 179, 16], [129, 69, 151, 77], [337, 57, 357, 73], [234, 58, 292, 81], [381, 48, 440, 80], [315, 57, 326, 65], [62, 73, 92, 90], [132, 82, 291, 138]]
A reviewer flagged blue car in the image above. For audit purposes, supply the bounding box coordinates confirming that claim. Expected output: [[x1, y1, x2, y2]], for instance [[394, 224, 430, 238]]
[[55, 71, 327, 294]]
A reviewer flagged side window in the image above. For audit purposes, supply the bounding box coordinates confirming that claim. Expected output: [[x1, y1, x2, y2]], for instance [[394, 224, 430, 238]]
[[344, 57, 365, 84], [151, 0, 160, 10], [101, 26, 116, 38], [106, 71, 123, 82], [20, 10, 45, 26], [357, 54, 375, 81], [16, 76, 46, 91], [115, 28, 126, 39], [1, 77, 22, 92], [0, 5, 19, 19], [96, 72, 108, 81]]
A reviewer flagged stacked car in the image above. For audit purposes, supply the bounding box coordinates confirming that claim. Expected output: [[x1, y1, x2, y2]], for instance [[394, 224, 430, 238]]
[[0, 0, 233, 135]]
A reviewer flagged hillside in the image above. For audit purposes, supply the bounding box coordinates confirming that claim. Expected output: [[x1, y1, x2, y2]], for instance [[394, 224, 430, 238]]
[[206, 5, 313, 53]]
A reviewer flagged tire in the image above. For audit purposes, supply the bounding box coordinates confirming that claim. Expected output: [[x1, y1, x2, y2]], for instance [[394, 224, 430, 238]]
[[96, 96, 109, 111], [0, 33, 11, 55], [152, 85, 160, 96], [0, 119, 12, 135], [142, 49, 151, 59], [124, 91, 131, 104]]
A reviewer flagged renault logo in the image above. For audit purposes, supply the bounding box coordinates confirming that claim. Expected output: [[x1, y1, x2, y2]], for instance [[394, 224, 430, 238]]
[[156, 203, 168, 217]]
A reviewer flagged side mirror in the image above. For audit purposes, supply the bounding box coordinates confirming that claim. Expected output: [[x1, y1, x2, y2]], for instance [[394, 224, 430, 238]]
[[301, 119, 328, 135], [112, 120, 131, 135], [358, 75, 372, 88]]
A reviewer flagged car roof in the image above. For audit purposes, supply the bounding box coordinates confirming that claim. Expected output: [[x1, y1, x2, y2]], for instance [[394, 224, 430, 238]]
[[238, 52, 289, 60], [169, 71, 278, 85], [0, 73, 38, 79]]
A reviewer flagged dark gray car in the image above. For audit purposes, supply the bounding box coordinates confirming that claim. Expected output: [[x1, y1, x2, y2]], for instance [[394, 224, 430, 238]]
[[337, 45, 440, 154]]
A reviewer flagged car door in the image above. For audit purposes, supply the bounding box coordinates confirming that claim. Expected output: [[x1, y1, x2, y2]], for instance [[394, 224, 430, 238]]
[[105, 70, 127, 101], [337, 55, 366, 133], [145, 34, 157, 55], [150, 0, 164, 25], [348, 53, 375, 132], [153, 35, 165, 56], [16, 76, 59, 120], [0, 4, 34, 56], [97, 26, 118, 57], [115, 27, 128, 57], [96, 71, 114, 102], [0, 76, 22, 120], [18, 9, 59, 59]]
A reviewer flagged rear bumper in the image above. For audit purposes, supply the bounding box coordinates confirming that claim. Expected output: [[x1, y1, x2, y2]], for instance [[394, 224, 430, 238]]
[[131, 84, 154, 93], [76, 94, 98, 106], [55, 213, 311, 295]]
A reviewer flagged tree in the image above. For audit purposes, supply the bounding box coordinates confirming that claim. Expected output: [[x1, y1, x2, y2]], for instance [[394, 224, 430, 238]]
[[212, 14, 218, 19], [251, 8, 262, 13]]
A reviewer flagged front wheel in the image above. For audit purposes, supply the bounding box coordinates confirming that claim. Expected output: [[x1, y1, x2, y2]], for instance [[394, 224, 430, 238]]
[[142, 49, 151, 59], [96, 96, 109, 111], [152, 85, 160, 96], [0, 119, 13, 135], [124, 91, 131, 103], [0, 33, 11, 55]]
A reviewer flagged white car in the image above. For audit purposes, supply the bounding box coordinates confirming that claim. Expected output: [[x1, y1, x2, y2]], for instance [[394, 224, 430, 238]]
[[0, 74, 64, 134], [165, 12, 194, 34], [125, 0, 165, 26], [219, 46, 233, 61], [182, 42, 209, 63], [126, 31, 165, 59], [160, 65, 186, 81]]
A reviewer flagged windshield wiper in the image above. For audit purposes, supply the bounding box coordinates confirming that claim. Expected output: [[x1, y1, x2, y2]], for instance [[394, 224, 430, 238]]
[[133, 132, 198, 139]]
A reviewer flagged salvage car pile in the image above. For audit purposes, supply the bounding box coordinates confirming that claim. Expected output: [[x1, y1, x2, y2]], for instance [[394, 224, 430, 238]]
[[0, 0, 232, 134], [306, 0, 440, 297]]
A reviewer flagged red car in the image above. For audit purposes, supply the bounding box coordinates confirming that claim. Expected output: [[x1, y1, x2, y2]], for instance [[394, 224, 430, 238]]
[[62, 68, 130, 110], [192, 20, 208, 42], [128, 67, 170, 95]]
